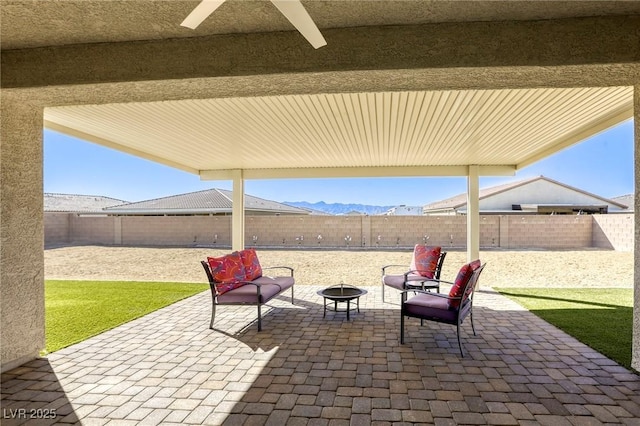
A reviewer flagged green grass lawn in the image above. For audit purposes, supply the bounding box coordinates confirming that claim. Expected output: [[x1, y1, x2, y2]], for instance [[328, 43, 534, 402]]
[[495, 287, 634, 370], [45, 280, 208, 353]]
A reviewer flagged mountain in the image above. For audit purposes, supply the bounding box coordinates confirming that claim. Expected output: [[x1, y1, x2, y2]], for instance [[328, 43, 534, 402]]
[[283, 201, 394, 215]]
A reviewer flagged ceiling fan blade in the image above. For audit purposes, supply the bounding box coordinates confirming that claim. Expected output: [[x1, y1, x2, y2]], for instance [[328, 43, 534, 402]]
[[181, 0, 227, 29], [270, 0, 327, 49]]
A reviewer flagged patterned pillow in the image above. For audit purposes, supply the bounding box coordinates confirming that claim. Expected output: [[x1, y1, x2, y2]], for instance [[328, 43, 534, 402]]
[[410, 245, 442, 278], [207, 252, 247, 295], [239, 248, 263, 281], [448, 259, 482, 309]]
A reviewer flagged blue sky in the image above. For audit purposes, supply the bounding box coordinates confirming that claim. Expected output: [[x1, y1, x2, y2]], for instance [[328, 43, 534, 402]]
[[44, 119, 634, 206]]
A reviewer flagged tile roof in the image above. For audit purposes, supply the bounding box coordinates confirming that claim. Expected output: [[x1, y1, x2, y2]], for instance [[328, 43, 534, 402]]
[[44, 193, 127, 212], [103, 188, 308, 215]]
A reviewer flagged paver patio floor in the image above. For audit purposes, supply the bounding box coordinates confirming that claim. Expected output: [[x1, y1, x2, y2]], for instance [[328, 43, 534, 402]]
[[2, 286, 639, 425]]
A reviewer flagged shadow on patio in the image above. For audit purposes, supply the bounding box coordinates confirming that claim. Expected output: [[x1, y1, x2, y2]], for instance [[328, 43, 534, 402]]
[[1, 359, 77, 425], [2, 286, 639, 425]]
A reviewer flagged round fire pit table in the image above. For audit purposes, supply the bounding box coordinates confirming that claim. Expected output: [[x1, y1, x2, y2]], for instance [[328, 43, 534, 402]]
[[317, 284, 367, 320]]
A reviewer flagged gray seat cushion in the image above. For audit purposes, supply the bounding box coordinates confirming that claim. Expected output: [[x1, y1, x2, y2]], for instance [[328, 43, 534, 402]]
[[217, 276, 294, 304], [383, 273, 433, 290], [403, 293, 457, 323]]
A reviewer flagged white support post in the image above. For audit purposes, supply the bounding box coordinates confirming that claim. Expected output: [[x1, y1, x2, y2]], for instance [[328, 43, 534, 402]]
[[467, 165, 480, 262], [231, 169, 245, 251]]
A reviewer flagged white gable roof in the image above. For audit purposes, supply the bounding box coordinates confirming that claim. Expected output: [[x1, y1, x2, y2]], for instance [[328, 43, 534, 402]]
[[424, 176, 628, 213]]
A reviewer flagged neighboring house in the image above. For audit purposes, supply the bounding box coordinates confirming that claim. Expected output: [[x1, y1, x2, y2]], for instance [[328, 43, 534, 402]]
[[423, 176, 628, 215], [102, 188, 309, 216], [612, 194, 634, 212], [384, 205, 423, 216], [289, 206, 334, 216], [44, 193, 127, 213]]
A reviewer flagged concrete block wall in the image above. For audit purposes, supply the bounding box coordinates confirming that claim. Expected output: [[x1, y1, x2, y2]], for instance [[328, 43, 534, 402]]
[[370, 216, 467, 248], [69, 215, 115, 245], [249, 215, 472, 248], [44, 212, 70, 244], [502, 215, 592, 249], [120, 216, 231, 246], [593, 214, 634, 251], [44, 213, 634, 251], [480, 216, 501, 248], [245, 215, 363, 248]]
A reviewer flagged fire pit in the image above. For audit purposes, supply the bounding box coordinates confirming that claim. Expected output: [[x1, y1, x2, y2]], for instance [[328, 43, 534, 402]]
[[317, 284, 367, 320]]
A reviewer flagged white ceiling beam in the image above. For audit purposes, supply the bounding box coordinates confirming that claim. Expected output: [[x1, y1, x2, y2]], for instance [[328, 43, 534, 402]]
[[200, 165, 515, 180]]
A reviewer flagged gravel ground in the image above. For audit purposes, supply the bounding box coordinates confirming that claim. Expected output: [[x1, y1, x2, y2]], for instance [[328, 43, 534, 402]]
[[44, 245, 633, 288]]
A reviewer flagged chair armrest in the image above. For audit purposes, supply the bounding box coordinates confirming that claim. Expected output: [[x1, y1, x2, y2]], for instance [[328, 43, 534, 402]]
[[403, 270, 444, 284], [400, 289, 461, 300], [262, 266, 294, 277], [382, 264, 408, 274], [404, 269, 433, 278], [409, 276, 455, 286]]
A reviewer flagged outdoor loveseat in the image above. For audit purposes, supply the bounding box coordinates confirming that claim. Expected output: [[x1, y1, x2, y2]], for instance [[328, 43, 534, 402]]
[[201, 248, 294, 331]]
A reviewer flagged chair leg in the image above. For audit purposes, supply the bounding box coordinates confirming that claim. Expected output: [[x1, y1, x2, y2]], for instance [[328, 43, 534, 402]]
[[291, 286, 295, 304], [400, 311, 405, 344], [456, 323, 464, 357], [256, 303, 263, 331], [209, 303, 216, 329], [470, 310, 476, 336], [382, 281, 386, 303]]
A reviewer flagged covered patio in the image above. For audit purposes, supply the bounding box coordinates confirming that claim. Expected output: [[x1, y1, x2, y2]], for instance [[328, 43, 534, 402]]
[[2, 286, 639, 425], [1, 1, 640, 424]]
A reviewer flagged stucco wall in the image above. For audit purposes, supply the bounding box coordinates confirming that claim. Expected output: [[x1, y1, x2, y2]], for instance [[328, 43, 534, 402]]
[[44, 213, 632, 251], [633, 85, 639, 373], [1, 100, 45, 372]]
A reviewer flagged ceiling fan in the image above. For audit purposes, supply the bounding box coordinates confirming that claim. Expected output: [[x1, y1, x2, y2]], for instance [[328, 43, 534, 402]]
[[181, 0, 327, 49]]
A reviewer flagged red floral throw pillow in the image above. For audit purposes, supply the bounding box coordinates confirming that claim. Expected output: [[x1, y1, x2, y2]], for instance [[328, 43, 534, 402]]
[[239, 248, 263, 281], [448, 259, 481, 309], [207, 252, 247, 295], [410, 245, 442, 278]]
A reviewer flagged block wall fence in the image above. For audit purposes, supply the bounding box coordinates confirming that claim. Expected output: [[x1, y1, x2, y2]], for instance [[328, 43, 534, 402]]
[[44, 213, 634, 251]]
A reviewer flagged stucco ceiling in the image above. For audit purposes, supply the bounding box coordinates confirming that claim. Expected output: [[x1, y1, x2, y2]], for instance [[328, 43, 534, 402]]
[[3, 0, 640, 50]]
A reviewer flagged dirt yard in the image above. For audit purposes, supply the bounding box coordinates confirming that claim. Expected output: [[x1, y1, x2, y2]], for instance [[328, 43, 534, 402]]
[[44, 245, 633, 288]]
